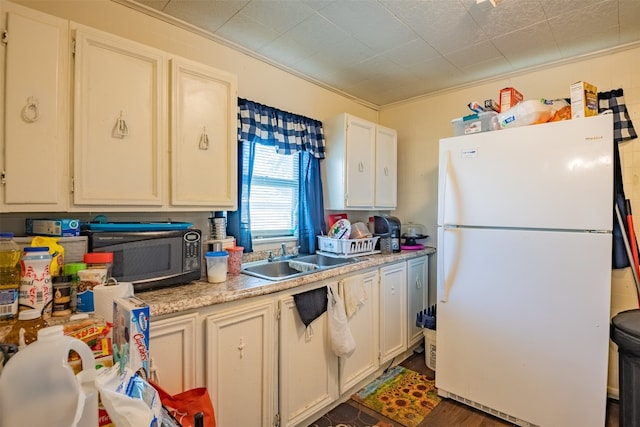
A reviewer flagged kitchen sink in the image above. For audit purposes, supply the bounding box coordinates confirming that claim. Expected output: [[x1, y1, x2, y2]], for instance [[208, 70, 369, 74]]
[[241, 253, 358, 281]]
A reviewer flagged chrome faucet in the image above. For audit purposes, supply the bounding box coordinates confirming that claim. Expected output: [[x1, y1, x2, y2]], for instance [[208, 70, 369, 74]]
[[267, 244, 300, 262]]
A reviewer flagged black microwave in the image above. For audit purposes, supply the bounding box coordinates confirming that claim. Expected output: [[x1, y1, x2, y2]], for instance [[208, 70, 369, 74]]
[[83, 229, 202, 291]]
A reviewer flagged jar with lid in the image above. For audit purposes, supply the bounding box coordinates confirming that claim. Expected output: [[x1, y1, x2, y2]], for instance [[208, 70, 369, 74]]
[[83, 252, 113, 278], [19, 246, 52, 314], [0, 232, 21, 320], [52, 275, 73, 317], [4, 308, 47, 347]]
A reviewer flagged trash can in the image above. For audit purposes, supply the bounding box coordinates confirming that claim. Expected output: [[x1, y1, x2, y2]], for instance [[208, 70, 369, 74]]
[[611, 309, 640, 427]]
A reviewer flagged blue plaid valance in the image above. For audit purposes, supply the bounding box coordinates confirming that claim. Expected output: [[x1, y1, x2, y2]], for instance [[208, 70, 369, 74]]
[[238, 98, 326, 159]]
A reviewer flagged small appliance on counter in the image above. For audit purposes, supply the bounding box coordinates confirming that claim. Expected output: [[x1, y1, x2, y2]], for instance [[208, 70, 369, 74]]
[[373, 215, 401, 253], [401, 223, 429, 250], [82, 223, 202, 292]]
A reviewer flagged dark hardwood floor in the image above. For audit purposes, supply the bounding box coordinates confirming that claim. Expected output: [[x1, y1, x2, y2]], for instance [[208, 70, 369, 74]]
[[310, 350, 620, 427]]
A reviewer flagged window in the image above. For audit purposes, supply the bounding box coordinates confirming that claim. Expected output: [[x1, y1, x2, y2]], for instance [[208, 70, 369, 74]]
[[246, 143, 299, 238]]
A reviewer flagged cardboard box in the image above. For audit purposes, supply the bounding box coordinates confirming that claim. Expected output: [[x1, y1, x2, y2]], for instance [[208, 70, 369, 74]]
[[26, 218, 81, 237], [113, 296, 150, 376], [483, 99, 500, 113], [570, 81, 598, 118], [499, 87, 523, 113]]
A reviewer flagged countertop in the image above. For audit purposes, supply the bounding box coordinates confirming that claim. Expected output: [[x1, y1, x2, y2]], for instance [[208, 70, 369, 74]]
[[138, 248, 435, 318]]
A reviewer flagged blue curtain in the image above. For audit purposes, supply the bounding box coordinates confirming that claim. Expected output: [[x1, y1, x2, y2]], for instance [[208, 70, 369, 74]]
[[228, 98, 326, 253], [298, 150, 326, 254], [226, 140, 255, 252]]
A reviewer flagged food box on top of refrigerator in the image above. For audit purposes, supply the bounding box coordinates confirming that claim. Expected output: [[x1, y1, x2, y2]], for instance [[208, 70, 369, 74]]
[[113, 296, 150, 377], [570, 81, 598, 118]]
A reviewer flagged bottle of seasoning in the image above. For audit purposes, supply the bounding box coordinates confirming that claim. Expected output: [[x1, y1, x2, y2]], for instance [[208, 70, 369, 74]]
[[19, 247, 52, 314], [0, 232, 21, 321], [63, 262, 87, 313], [52, 275, 73, 317]]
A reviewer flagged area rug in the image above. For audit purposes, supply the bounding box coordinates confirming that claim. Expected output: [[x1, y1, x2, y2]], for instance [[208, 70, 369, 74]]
[[352, 366, 441, 427]]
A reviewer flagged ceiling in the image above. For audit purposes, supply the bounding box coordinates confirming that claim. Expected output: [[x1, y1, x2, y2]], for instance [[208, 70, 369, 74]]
[[119, 0, 640, 108]]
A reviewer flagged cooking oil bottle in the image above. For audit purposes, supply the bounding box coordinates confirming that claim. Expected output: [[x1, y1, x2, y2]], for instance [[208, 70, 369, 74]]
[[0, 232, 21, 320]]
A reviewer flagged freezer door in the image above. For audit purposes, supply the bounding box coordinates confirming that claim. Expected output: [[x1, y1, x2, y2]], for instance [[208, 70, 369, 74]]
[[437, 115, 613, 230], [436, 226, 612, 427]]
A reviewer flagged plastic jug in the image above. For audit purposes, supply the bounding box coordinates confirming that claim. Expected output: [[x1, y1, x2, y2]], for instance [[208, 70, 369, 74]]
[[0, 325, 98, 427]]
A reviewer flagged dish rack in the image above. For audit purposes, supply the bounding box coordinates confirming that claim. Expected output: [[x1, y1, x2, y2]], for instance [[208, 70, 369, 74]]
[[317, 236, 379, 257]]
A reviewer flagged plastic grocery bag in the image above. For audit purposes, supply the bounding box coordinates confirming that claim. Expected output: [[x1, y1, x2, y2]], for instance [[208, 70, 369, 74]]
[[327, 285, 356, 357], [150, 381, 216, 427]]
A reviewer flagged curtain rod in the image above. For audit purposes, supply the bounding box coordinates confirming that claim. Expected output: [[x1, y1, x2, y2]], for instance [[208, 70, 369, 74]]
[[238, 98, 322, 125]]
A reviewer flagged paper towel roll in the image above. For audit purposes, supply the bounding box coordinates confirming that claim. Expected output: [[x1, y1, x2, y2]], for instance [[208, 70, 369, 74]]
[[93, 281, 134, 324]]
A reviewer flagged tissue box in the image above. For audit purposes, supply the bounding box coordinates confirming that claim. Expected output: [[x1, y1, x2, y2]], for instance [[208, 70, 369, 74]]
[[570, 81, 598, 118], [113, 296, 150, 376], [26, 218, 81, 237]]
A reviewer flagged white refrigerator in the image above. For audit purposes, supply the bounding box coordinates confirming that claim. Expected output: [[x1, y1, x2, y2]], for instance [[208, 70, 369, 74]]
[[436, 114, 614, 427]]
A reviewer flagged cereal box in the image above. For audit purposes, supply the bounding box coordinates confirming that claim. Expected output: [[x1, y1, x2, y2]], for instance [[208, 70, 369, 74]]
[[570, 81, 598, 118], [113, 296, 150, 377], [499, 87, 523, 113]]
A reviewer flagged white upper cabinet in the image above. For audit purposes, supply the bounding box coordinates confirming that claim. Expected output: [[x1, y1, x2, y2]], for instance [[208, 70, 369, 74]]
[[1, 3, 70, 212], [374, 125, 398, 209], [323, 113, 397, 210], [72, 25, 166, 207], [170, 57, 237, 209]]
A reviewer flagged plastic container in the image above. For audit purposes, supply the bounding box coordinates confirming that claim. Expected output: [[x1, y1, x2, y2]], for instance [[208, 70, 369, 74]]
[[452, 111, 499, 136], [226, 246, 244, 275], [76, 269, 108, 313], [19, 246, 52, 313], [0, 232, 21, 320], [52, 275, 73, 317], [611, 309, 640, 427], [423, 328, 436, 371], [64, 262, 87, 312], [0, 325, 98, 427], [206, 251, 228, 283], [83, 252, 113, 278]]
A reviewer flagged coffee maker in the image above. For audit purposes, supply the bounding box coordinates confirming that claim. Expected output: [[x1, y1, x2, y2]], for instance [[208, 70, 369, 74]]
[[373, 215, 401, 253]]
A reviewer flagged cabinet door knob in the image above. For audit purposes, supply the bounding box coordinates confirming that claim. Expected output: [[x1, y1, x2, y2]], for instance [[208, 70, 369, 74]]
[[199, 126, 210, 150], [358, 162, 364, 172]]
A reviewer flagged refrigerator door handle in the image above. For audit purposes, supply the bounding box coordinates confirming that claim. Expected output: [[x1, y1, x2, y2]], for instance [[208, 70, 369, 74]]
[[438, 150, 450, 225], [437, 226, 448, 303]]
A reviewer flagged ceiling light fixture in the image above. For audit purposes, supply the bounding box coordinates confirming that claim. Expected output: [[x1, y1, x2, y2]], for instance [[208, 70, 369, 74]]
[[476, 0, 502, 6]]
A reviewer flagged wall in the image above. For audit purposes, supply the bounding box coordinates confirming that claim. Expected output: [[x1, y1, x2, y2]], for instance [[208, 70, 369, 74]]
[[379, 45, 640, 396]]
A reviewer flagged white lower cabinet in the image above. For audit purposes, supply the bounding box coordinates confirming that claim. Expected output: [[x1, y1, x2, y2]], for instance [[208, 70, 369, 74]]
[[279, 285, 339, 427], [147, 257, 423, 427], [204, 299, 277, 427], [338, 270, 379, 394], [407, 256, 429, 347], [379, 261, 408, 364], [149, 312, 198, 395]]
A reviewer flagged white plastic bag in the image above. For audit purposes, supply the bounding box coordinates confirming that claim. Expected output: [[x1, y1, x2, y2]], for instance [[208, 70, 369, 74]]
[[95, 362, 162, 427], [327, 286, 356, 357], [497, 98, 556, 129]]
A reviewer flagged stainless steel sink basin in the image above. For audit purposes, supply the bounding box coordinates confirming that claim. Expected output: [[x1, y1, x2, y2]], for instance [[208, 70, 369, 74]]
[[241, 253, 358, 281]]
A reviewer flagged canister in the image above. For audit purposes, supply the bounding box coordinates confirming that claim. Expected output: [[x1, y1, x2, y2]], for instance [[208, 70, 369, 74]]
[[205, 251, 228, 283], [19, 246, 52, 313], [52, 275, 73, 317], [226, 246, 244, 275]]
